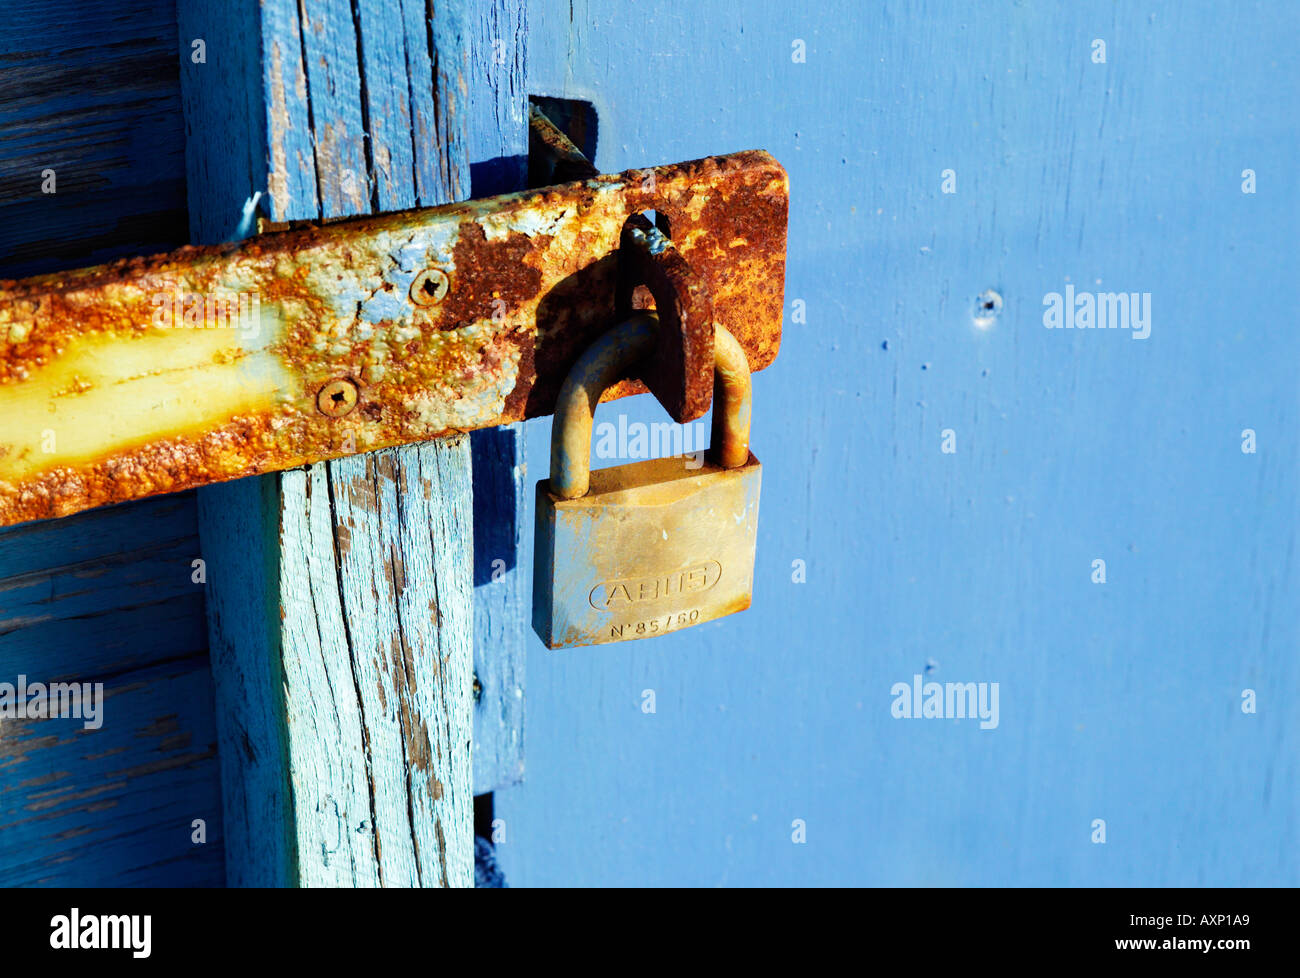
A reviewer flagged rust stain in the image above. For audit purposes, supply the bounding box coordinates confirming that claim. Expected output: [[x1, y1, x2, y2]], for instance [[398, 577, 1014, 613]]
[[434, 816, 447, 886], [0, 152, 788, 527]]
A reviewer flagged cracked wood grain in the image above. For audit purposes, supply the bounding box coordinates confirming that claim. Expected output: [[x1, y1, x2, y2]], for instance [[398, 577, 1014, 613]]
[[182, 0, 474, 886]]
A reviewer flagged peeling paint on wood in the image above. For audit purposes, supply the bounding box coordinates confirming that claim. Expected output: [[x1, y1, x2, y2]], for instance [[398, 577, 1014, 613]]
[[184, 0, 477, 887], [465, 0, 530, 795]]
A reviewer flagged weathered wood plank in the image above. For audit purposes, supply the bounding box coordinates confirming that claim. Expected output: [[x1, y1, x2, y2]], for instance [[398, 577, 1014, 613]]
[[182, 0, 475, 886], [466, 0, 529, 794], [294, 0, 369, 218], [192, 476, 290, 884], [0, 0, 189, 275], [0, 0, 223, 887], [0, 658, 222, 888], [198, 449, 475, 886], [470, 428, 527, 791], [0, 498, 221, 887], [301, 448, 474, 885], [0, 494, 206, 673]]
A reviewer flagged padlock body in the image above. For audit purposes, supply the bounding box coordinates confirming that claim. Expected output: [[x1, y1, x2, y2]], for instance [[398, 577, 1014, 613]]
[[533, 452, 761, 649]]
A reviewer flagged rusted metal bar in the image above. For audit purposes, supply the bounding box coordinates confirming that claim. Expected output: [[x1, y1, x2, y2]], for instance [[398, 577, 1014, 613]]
[[531, 104, 722, 423], [0, 150, 787, 527]]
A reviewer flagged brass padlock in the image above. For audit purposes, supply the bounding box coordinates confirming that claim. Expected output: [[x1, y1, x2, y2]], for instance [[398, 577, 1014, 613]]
[[533, 312, 762, 649]]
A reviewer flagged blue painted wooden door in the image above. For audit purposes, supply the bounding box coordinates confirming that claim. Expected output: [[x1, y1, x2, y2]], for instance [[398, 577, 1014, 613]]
[[2, 0, 1294, 888], [492, 1, 1298, 886]]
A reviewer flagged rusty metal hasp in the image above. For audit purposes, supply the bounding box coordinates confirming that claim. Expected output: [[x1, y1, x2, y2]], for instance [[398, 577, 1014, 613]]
[[0, 147, 787, 527]]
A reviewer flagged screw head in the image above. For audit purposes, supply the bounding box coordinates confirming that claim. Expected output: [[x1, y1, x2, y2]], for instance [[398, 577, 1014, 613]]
[[317, 379, 359, 417], [410, 268, 450, 306]]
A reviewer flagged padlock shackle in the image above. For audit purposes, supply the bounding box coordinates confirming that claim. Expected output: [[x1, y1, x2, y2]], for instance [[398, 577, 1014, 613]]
[[549, 313, 753, 499], [708, 322, 754, 472]]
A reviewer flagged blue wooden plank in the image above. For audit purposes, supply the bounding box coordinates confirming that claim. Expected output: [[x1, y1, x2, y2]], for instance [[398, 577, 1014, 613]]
[[465, 1, 527, 197], [293, 0, 369, 218], [0, 495, 207, 675], [470, 427, 527, 791], [0, 0, 188, 275], [465, 1, 529, 793], [497, 0, 1300, 886], [174, 0, 265, 244], [0, 495, 219, 888], [258, 0, 317, 223], [0, 658, 223, 887], [0, 0, 223, 887], [410, 0, 470, 204], [190, 477, 291, 886], [355, 0, 415, 211], [183, 0, 478, 886]]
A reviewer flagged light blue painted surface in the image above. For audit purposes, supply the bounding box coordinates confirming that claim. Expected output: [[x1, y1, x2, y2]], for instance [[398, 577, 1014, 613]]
[[496, 0, 1300, 885], [465, 0, 530, 793], [185, 0, 479, 885]]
